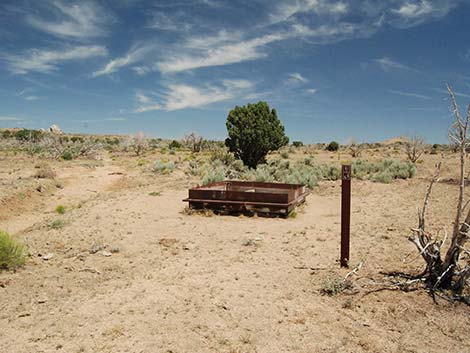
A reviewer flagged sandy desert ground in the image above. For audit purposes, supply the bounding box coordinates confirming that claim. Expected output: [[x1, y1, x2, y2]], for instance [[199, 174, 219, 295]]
[[1, 146, 470, 353]]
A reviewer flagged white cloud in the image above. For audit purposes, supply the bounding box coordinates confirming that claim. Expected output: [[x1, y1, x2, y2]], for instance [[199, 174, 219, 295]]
[[105, 117, 127, 121], [270, 0, 348, 24], [392, 1, 434, 19], [286, 73, 309, 85], [92, 45, 154, 77], [135, 79, 253, 112], [156, 22, 358, 74], [0, 116, 23, 121], [132, 66, 152, 76], [389, 89, 431, 100], [374, 56, 416, 72], [25, 95, 42, 101], [157, 33, 286, 73], [3, 46, 108, 74], [26, 1, 112, 39], [306, 88, 317, 94], [148, 11, 192, 32]]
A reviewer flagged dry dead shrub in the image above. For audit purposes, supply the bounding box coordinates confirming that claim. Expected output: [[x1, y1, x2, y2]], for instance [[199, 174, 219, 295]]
[[34, 162, 56, 179], [394, 85, 470, 303]]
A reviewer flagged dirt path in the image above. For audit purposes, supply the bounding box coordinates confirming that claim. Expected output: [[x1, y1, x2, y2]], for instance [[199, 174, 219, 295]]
[[0, 163, 127, 235]]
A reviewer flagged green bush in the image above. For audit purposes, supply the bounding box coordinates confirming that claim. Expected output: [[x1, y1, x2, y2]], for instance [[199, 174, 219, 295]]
[[321, 277, 345, 296], [352, 159, 416, 183], [225, 101, 289, 168], [320, 164, 341, 180], [61, 150, 74, 160], [14, 129, 44, 142], [326, 141, 339, 152], [186, 160, 200, 176], [2, 130, 12, 139], [153, 160, 175, 174], [169, 140, 182, 149], [280, 150, 290, 159], [55, 205, 66, 214], [50, 219, 65, 229], [0, 231, 26, 270], [201, 167, 226, 185], [292, 141, 304, 147]]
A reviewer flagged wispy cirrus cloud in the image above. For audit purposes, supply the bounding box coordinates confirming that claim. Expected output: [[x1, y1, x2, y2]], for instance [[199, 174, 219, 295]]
[[135, 79, 253, 112], [2, 46, 107, 74], [156, 22, 361, 74], [306, 88, 317, 95], [0, 116, 23, 121], [270, 0, 348, 24], [374, 56, 417, 72], [286, 73, 309, 85], [389, 89, 432, 99], [26, 1, 113, 39], [92, 44, 154, 77], [389, 0, 459, 27]]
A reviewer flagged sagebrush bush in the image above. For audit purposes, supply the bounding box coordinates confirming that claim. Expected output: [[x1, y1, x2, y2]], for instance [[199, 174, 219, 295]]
[[55, 205, 66, 214], [352, 159, 416, 183], [321, 277, 346, 296], [50, 219, 65, 229], [201, 165, 226, 185], [0, 230, 26, 270], [153, 160, 175, 174]]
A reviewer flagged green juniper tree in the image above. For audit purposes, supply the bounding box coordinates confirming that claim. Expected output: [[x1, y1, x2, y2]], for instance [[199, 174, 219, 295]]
[[225, 101, 289, 168]]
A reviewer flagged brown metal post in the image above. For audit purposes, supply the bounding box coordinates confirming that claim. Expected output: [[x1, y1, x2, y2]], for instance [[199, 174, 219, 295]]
[[341, 165, 351, 268]]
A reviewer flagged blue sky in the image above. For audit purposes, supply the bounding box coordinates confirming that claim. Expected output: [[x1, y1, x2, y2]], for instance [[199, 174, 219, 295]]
[[1, 0, 470, 143]]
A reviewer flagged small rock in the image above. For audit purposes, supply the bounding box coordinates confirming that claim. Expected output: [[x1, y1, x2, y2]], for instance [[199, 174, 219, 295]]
[[89, 243, 104, 254], [109, 245, 120, 253], [42, 253, 54, 261], [37, 299, 47, 304], [100, 250, 112, 257]]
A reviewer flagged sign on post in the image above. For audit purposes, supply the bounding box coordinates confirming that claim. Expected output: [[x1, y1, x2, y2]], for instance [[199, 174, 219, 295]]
[[341, 165, 351, 268]]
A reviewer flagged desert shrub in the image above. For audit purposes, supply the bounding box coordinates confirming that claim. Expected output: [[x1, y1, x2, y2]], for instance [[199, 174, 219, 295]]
[[319, 164, 341, 180], [55, 205, 66, 214], [292, 141, 304, 147], [61, 150, 74, 160], [201, 165, 226, 185], [225, 101, 289, 168], [303, 156, 315, 166], [153, 160, 175, 174], [280, 150, 290, 159], [15, 129, 43, 142], [321, 277, 346, 296], [352, 159, 415, 183], [281, 164, 320, 188], [128, 132, 149, 156], [326, 141, 339, 152], [169, 140, 182, 149], [404, 135, 425, 163], [183, 132, 205, 152], [0, 230, 26, 270], [245, 158, 322, 188], [351, 160, 378, 179], [210, 148, 235, 165], [2, 130, 12, 139], [248, 164, 275, 183], [186, 160, 200, 176], [50, 219, 65, 229], [34, 163, 56, 179]]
